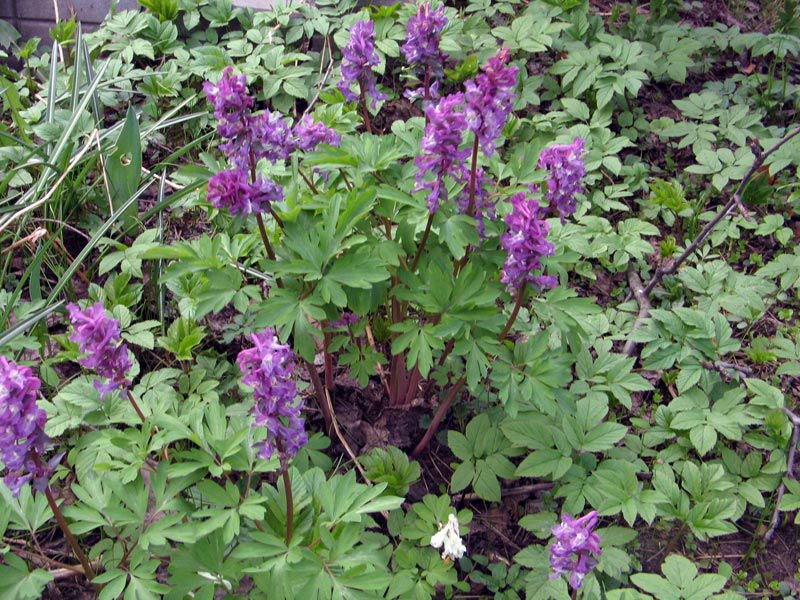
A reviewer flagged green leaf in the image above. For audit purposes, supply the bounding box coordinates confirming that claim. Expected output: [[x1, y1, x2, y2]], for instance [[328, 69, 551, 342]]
[[106, 105, 142, 221], [0, 554, 53, 600]]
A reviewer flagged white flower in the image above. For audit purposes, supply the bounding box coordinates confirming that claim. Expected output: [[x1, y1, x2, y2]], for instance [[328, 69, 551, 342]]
[[197, 571, 233, 592], [430, 513, 466, 561]]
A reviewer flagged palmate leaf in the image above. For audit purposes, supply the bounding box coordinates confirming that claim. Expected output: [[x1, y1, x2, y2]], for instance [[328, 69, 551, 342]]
[[0, 554, 52, 600]]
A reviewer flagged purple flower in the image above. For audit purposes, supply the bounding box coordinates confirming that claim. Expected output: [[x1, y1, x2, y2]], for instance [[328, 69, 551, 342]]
[[237, 329, 307, 460], [464, 48, 518, 156], [500, 193, 556, 293], [537, 138, 586, 221], [67, 302, 132, 398], [457, 167, 496, 237], [402, 2, 448, 100], [207, 169, 284, 216], [292, 115, 341, 152], [203, 67, 254, 129], [0, 357, 51, 496], [330, 312, 360, 330], [550, 512, 602, 590], [338, 20, 386, 109], [415, 92, 469, 212], [249, 110, 295, 164]]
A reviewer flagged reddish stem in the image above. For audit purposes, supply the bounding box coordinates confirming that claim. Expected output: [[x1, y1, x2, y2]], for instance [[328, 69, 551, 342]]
[[358, 76, 373, 134], [126, 390, 146, 422], [498, 287, 526, 341], [44, 485, 96, 581], [323, 328, 334, 391], [410, 377, 465, 459], [410, 213, 434, 273], [256, 213, 283, 289], [303, 358, 333, 435], [275, 440, 294, 546]]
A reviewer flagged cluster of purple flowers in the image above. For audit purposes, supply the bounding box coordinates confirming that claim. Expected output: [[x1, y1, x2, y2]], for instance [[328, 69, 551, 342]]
[[204, 68, 339, 216], [206, 169, 284, 217], [338, 20, 386, 109], [237, 329, 307, 460], [538, 138, 586, 220], [414, 48, 518, 217], [550, 511, 603, 590], [415, 92, 469, 212], [0, 357, 51, 496], [464, 48, 518, 157], [402, 2, 448, 101], [500, 193, 556, 293], [293, 114, 342, 152], [67, 302, 132, 398]]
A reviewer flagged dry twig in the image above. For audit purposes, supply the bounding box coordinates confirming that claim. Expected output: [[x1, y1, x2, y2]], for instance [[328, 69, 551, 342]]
[[625, 127, 800, 357]]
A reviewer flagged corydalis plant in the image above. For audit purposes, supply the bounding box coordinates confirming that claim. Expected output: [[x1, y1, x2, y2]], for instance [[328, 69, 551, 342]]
[[237, 329, 307, 460], [237, 329, 306, 545], [68, 302, 132, 398], [550, 511, 602, 591], [0, 357, 51, 496], [415, 92, 469, 213], [204, 68, 338, 217], [402, 1, 448, 101], [338, 19, 385, 130], [465, 47, 518, 157], [0, 357, 95, 580], [538, 138, 586, 220], [500, 194, 556, 294]]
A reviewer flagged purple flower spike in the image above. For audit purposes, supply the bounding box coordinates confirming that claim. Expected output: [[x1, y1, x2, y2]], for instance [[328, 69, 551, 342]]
[[338, 20, 386, 109], [415, 92, 470, 212], [550, 511, 602, 590], [0, 357, 51, 496], [67, 302, 132, 399], [464, 48, 518, 156], [207, 169, 284, 216], [237, 329, 307, 460], [538, 138, 586, 221], [203, 67, 254, 127], [402, 2, 448, 100], [500, 193, 556, 293], [402, 2, 448, 69], [292, 115, 341, 152]]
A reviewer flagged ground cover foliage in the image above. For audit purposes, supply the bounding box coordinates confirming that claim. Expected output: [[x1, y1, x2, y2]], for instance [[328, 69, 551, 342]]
[[0, 0, 799, 597]]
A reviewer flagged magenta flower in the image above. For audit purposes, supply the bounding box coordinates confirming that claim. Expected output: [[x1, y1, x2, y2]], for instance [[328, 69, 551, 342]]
[[292, 115, 341, 152], [415, 92, 470, 212], [464, 48, 518, 156], [0, 357, 51, 496], [330, 312, 360, 330], [207, 169, 284, 216], [338, 20, 386, 109], [237, 329, 307, 460], [402, 2, 448, 100], [550, 511, 602, 590], [67, 302, 132, 398], [538, 138, 586, 221], [500, 193, 556, 293], [203, 67, 253, 136]]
